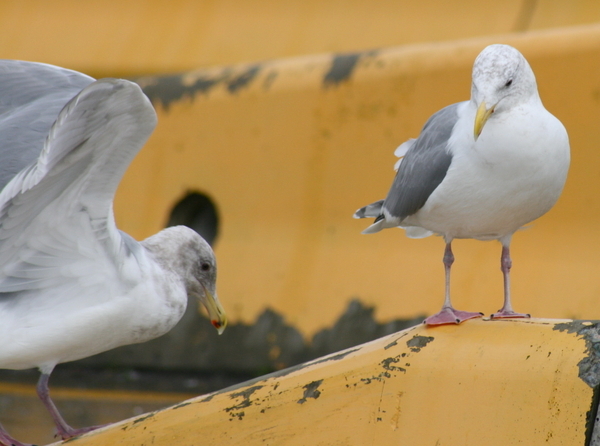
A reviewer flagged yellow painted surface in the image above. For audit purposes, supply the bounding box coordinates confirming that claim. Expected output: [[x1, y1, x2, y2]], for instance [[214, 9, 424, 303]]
[[112, 24, 600, 335], [0, 1, 600, 77], [53, 319, 594, 445]]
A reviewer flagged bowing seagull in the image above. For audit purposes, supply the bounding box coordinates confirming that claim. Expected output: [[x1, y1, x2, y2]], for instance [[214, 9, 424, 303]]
[[0, 60, 227, 446], [354, 44, 570, 325]]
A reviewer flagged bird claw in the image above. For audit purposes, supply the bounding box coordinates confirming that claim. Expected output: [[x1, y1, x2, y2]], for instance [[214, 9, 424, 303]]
[[490, 310, 531, 320], [423, 307, 483, 326]]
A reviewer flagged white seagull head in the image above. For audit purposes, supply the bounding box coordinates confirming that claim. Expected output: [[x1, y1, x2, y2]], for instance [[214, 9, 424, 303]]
[[471, 44, 539, 139]]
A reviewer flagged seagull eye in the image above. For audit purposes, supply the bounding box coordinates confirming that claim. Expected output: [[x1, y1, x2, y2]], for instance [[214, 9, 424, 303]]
[[200, 263, 211, 272], [504, 79, 513, 88]]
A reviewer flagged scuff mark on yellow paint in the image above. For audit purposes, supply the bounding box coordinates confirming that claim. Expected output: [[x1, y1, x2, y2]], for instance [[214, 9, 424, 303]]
[[390, 391, 404, 431]]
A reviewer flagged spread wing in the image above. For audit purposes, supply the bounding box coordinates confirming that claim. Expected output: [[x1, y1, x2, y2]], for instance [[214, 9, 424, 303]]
[[0, 74, 156, 300], [0, 60, 95, 189]]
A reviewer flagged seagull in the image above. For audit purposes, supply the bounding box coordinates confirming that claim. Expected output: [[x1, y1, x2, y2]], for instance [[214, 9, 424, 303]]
[[0, 60, 227, 446], [354, 44, 570, 326]]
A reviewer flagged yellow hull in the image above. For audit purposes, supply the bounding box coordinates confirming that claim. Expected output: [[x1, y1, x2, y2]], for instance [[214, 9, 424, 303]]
[[56, 318, 596, 445]]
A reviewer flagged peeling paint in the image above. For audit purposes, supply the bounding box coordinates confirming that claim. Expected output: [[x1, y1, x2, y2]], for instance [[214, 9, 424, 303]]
[[224, 385, 264, 420], [381, 356, 407, 373], [361, 372, 390, 385], [553, 321, 600, 387], [297, 380, 323, 404], [552, 320, 600, 446], [301, 347, 361, 370], [173, 401, 192, 410], [134, 63, 263, 110], [323, 50, 378, 87], [195, 346, 362, 407], [384, 330, 413, 350], [585, 385, 600, 446], [227, 64, 262, 93], [406, 335, 434, 353], [137, 71, 227, 110], [360, 353, 412, 385], [132, 412, 155, 425]]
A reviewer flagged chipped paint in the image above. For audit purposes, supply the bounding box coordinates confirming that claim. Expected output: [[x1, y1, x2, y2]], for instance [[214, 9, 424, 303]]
[[173, 401, 192, 410], [136, 48, 384, 109], [135, 63, 264, 110], [380, 356, 407, 373], [297, 380, 323, 404], [584, 385, 600, 446], [227, 64, 262, 93], [553, 321, 600, 388], [383, 330, 412, 350], [553, 320, 600, 445], [406, 335, 434, 353], [131, 412, 155, 425], [136, 71, 226, 110], [224, 385, 264, 421], [323, 51, 377, 86]]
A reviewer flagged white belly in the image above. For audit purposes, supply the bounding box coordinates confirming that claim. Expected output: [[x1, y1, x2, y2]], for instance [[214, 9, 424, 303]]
[[404, 104, 570, 240], [0, 272, 187, 371]]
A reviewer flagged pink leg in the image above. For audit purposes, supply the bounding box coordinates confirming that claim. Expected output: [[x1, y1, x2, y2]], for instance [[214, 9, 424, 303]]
[[424, 242, 483, 326], [490, 244, 530, 319], [37, 373, 106, 440], [0, 426, 30, 446]]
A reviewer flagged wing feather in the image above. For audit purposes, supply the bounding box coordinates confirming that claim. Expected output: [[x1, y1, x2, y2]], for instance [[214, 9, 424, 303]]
[[0, 75, 156, 295], [383, 103, 460, 220], [0, 60, 94, 189]]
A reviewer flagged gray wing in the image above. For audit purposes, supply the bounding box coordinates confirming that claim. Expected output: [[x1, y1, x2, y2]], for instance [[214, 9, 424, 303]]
[[0, 79, 157, 293], [0, 60, 95, 189], [382, 103, 460, 220]]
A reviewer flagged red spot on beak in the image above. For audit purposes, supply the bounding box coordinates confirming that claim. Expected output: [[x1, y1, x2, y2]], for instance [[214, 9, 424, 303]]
[[212, 320, 222, 330]]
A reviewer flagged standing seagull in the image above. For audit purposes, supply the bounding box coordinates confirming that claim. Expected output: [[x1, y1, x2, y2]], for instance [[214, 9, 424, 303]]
[[0, 61, 227, 446], [354, 44, 570, 326]]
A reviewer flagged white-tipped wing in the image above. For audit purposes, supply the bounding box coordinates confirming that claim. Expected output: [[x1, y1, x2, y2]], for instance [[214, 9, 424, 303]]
[[0, 78, 157, 295]]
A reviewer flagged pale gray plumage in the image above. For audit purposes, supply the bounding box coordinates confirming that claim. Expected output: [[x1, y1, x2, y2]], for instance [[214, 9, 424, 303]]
[[0, 60, 227, 446], [0, 61, 94, 188]]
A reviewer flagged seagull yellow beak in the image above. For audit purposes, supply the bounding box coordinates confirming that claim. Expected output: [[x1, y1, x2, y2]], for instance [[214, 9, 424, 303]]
[[201, 289, 227, 335], [474, 101, 495, 140]]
